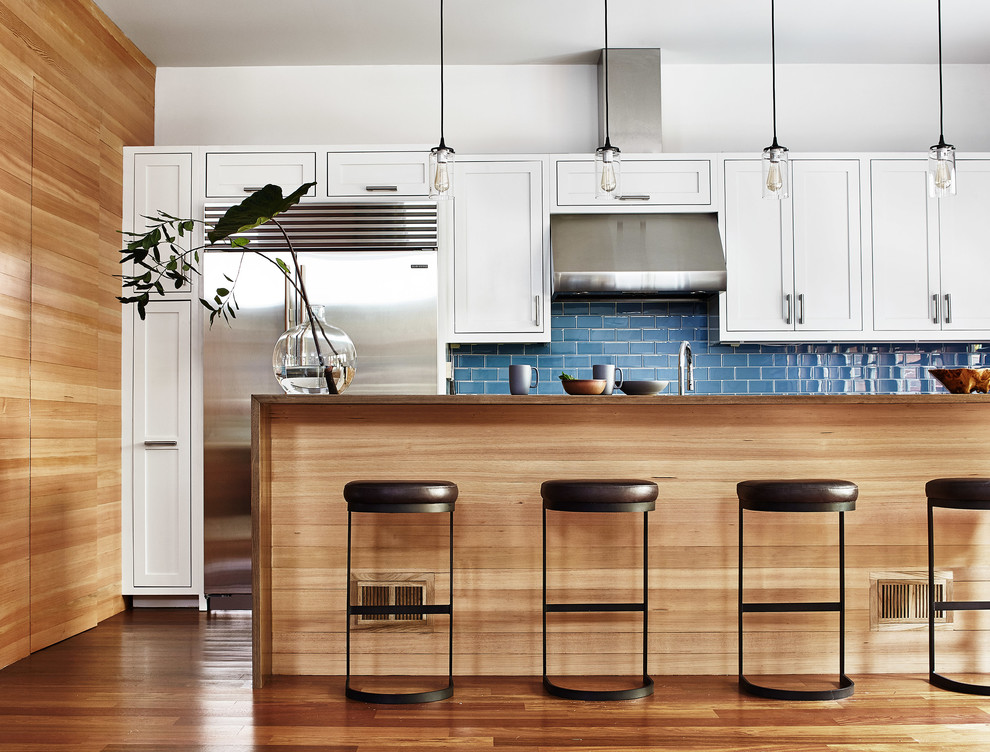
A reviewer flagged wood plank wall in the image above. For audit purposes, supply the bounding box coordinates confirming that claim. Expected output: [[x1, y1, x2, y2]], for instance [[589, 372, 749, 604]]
[[256, 399, 990, 682], [0, 0, 154, 668]]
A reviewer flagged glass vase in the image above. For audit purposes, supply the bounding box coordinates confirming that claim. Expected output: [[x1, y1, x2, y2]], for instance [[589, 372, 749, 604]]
[[272, 304, 357, 395]]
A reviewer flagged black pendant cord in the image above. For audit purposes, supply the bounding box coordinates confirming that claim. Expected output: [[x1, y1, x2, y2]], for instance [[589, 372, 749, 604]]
[[603, 0, 611, 148], [937, 0, 946, 146], [770, 0, 778, 148], [439, 0, 446, 148]]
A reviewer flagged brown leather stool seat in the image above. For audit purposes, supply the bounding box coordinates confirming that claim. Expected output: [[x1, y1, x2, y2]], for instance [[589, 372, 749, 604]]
[[738, 478, 857, 701], [541, 478, 658, 701], [737, 479, 858, 512], [541, 478, 659, 512], [926, 477, 990, 695], [343, 480, 457, 704]]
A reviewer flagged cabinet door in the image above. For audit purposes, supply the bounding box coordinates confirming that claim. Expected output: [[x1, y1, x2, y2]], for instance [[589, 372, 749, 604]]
[[722, 159, 793, 333], [453, 160, 547, 340], [205, 152, 317, 198], [870, 160, 940, 332], [131, 301, 191, 588], [326, 152, 430, 196], [556, 158, 712, 207], [131, 152, 192, 295], [939, 160, 990, 331], [791, 160, 862, 332]]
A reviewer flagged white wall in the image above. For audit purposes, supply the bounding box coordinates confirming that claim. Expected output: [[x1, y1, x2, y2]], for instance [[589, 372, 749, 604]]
[[156, 63, 990, 153]]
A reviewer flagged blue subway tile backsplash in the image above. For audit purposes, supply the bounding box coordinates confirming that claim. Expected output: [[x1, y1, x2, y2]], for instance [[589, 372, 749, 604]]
[[451, 301, 985, 396]]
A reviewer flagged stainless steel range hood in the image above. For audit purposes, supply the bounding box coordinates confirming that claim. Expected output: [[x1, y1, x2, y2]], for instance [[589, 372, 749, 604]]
[[550, 213, 727, 300]]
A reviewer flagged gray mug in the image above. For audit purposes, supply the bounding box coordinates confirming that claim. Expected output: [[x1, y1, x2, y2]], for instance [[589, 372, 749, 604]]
[[593, 364, 623, 395], [509, 364, 539, 395]]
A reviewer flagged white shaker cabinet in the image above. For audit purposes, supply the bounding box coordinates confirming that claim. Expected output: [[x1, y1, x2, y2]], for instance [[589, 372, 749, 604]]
[[720, 157, 862, 341], [326, 151, 430, 197], [205, 151, 317, 198], [122, 149, 203, 603], [871, 159, 990, 336], [450, 158, 550, 343], [124, 301, 199, 593]]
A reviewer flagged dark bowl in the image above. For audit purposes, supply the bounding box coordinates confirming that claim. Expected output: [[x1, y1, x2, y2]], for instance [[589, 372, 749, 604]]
[[561, 379, 607, 395], [618, 380, 670, 396]]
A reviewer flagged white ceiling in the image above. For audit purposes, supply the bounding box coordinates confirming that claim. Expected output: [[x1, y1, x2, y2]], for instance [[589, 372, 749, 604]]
[[93, 0, 990, 68]]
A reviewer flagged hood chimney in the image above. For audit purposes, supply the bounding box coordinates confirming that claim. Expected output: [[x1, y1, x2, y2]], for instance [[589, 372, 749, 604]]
[[598, 48, 663, 153]]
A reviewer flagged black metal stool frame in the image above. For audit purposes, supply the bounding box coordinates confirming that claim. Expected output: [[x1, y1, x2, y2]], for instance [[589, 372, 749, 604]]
[[928, 496, 990, 695], [738, 500, 854, 701], [542, 502, 654, 701], [345, 498, 454, 704]]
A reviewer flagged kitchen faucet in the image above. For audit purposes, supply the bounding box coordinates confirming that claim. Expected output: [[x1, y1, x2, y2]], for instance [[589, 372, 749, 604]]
[[678, 340, 694, 395]]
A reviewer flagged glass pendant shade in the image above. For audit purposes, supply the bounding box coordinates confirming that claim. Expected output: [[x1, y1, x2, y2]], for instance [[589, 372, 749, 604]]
[[430, 142, 454, 200], [762, 143, 789, 199], [928, 141, 956, 198], [273, 304, 356, 395], [595, 143, 621, 200]]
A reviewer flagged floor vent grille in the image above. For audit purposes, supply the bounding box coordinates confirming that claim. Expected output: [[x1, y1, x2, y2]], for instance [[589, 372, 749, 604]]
[[871, 571, 952, 630]]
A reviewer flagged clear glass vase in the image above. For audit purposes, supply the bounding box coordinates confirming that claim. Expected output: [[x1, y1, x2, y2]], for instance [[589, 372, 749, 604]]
[[272, 304, 357, 395]]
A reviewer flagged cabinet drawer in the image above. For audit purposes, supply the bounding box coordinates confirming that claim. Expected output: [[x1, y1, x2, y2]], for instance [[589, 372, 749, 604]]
[[205, 152, 317, 198], [326, 152, 430, 196], [555, 159, 712, 207]]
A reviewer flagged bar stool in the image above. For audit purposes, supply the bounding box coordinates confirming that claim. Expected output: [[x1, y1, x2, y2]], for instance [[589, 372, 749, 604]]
[[343, 480, 457, 704], [737, 479, 857, 701], [541, 479, 658, 701], [927, 477, 990, 695]]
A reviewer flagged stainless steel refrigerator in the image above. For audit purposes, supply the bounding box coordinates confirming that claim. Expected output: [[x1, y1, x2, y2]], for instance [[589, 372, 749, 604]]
[[201, 201, 441, 608]]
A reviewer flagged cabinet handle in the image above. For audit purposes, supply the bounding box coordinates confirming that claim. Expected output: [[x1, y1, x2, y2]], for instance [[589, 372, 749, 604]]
[[797, 293, 805, 325], [784, 293, 792, 325], [534, 295, 541, 327], [144, 440, 178, 447], [618, 194, 651, 201], [932, 293, 940, 324], [945, 293, 952, 324], [365, 185, 398, 192], [243, 186, 264, 192]]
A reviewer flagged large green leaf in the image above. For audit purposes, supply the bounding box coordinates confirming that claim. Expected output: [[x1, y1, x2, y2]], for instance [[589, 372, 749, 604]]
[[206, 182, 316, 244]]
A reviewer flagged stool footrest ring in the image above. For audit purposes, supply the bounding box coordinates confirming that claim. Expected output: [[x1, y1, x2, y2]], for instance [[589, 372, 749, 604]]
[[935, 600, 990, 611], [349, 604, 451, 616], [742, 601, 840, 614], [545, 602, 645, 614], [740, 674, 854, 701], [345, 683, 454, 704], [543, 675, 654, 702]]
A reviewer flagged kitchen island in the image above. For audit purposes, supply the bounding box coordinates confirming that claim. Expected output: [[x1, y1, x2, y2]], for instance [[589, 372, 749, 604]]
[[252, 394, 990, 688]]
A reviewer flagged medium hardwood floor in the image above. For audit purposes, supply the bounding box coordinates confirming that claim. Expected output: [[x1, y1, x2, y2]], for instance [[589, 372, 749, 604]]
[[0, 609, 989, 751]]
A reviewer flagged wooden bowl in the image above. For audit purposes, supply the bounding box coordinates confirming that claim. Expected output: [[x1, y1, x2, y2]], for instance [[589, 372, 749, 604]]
[[560, 379, 607, 395], [929, 368, 990, 394]]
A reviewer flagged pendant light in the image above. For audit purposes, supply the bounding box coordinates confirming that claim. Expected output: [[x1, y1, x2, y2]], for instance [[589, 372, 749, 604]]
[[928, 0, 955, 198], [762, 0, 788, 199], [595, 0, 620, 200], [430, 0, 454, 200]]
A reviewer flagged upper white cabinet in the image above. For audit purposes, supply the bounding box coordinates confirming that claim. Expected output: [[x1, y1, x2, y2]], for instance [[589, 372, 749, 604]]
[[128, 152, 193, 296], [720, 157, 862, 341], [205, 151, 317, 198], [553, 155, 713, 212], [451, 157, 549, 342], [871, 158, 990, 336], [326, 151, 430, 197]]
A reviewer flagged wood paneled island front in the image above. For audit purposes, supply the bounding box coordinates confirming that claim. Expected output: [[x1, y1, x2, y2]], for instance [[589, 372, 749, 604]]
[[252, 394, 990, 688]]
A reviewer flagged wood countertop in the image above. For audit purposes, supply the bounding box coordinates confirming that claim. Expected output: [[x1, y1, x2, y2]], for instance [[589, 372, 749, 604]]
[[252, 392, 990, 406]]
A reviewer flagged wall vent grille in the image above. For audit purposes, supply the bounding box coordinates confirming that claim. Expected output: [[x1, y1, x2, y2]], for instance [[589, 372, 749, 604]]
[[350, 573, 434, 632], [870, 571, 953, 631]]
